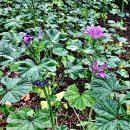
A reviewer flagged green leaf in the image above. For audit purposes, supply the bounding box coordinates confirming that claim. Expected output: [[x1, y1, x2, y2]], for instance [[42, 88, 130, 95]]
[[83, 48, 95, 54], [52, 47, 68, 56], [87, 122, 96, 130], [4, 18, 23, 30], [64, 65, 86, 80], [66, 40, 82, 51], [64, 65, 83, 74], [77, 121, 96, 130], [0, 77, 31, 104], [57, 125, 68, 130], [0, 105, 14, 115], [107, 56, 121, 68], [117, 69, 129, 78], [119, 92, 130, 105], [62, 55, 86, 80], [64, 84, 95, 110], [17, 58, 57, 80], [9, 63, 19, 72], [0, 43, 25, 66], [91, 74, 127, 99], [0, 70, 3, 77], [40, 58, 58, 72], [46, 29, 60, 43], [118, 37, 127, 43], [94, 98, 130, 130], [6, 109, 51, 130]]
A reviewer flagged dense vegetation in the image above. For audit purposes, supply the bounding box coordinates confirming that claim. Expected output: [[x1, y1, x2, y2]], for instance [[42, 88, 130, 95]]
[[0, 0, 130, 130]]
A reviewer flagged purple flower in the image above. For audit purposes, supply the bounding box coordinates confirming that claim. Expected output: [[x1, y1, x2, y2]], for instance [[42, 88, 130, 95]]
[[32, 80, 48, 87], [81, 42, 85, 47], [38, 30, 43, 39], [89, 60, 107, 78], [84, 25, 107, 39], [23, 33, 31, 46]]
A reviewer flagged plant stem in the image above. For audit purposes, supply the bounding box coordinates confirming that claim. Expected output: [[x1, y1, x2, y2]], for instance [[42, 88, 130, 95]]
[[88, 107, 93, 122], [36, 50, 41, 64], [53, 74, 65, 95], [43, 86, 55, 130], [121, 0, 124, 24], [30, 0, 37, 26], [73, 108, 86, 130]]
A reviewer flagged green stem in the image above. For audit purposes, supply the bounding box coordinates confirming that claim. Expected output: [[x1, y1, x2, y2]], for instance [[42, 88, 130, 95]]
[[121, 0, 124, 24], [31, 0, 37, 26], [43, 87, 55, 130], [23, 0, 37, 26], [88, 107, 93, 122], [36, 50, 40, 64], [92, 39, 96, 61], [44, 50, 49, 58], [53, 74, 65, 95], [50, 49, 52, 58]]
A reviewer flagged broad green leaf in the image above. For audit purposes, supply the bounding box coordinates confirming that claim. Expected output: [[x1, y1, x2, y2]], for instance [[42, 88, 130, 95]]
[[0, 43, 25, 66], [59, 33, 67, 41], [117, 69, 129, 78], [0, 70, 3, 77], [4, 18, 23, 30], [66, 44, 80, 51], [46, 29, 60, 43], [64, 65, 83, 74], [91, 74, 127, 99], [66, 40, 82, 51], [52, 47, 68, 56], [57, 125, 68, 130], [94, 98, 130, 130], [77, 121, 96, 130], [64, 84, 95, 110], [87, 122, 96, 130], [40, 58, 58, 72], [118, 37, 127, 43], [17, 58, 57, 80], [107, 56, 121, 68], [9, 63, 19, 72], [1, 32, 23, 45], [6, 109, 51, 130], [119, 92, 130, 105], [0, 77, 31, 104], [83, 48, 94, 54], [62, 55, 86, 80]]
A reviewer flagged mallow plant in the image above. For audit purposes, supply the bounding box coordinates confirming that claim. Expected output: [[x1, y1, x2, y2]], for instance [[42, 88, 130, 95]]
[[83, 25, 109, 62], [32, 79, 55, 130], [22, 30, 44, 63], [64, 25, 130, 130]]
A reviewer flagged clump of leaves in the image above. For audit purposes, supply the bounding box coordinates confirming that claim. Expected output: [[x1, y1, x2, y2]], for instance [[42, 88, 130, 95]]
[[64, 84, 95, 110], [6, 108, 51, 130], [0, 77, 31, 104]]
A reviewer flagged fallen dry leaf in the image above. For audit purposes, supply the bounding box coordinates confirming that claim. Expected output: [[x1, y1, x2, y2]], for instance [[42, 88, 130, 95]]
[[21, 94, 30, 101]]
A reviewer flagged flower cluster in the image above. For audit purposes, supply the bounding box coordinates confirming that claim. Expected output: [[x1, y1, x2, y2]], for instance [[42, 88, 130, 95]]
[[23, 30, 43, 46], [84, 25, 107, 39], [89, 60, 107, 78], [32, 80, 48, 87], [38, 30, 44, 39], [23, 33, 31, 46]]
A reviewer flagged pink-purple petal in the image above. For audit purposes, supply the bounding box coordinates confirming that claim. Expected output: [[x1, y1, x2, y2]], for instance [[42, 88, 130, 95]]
[[99, 64, 107, 71], [89, 60, 107, 78], [84, 25, 108, 39], [99, 72, 107, 78], [93, 60, 98, 70], [89, 66, 94, 70]]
